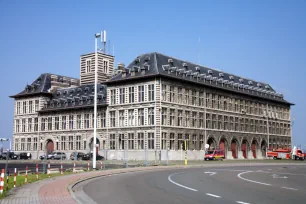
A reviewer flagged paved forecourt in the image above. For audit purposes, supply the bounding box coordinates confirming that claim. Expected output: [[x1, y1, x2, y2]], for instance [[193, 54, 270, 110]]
[[1, 162, 306, 204]]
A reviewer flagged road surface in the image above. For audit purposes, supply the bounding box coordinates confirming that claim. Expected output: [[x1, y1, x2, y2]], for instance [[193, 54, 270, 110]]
[[83, 165, 306, 204]]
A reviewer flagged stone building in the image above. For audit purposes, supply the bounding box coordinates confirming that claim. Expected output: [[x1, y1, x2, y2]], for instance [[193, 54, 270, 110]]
[[10, 52, 293, 160]]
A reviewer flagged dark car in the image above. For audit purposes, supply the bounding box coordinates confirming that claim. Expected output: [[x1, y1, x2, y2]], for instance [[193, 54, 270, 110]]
[[70, 152, 85, 160], [39, 153, 54, 160], [18, 152, 32, 160], [1, 152, 18, 160], [82, 153, 105, 161]]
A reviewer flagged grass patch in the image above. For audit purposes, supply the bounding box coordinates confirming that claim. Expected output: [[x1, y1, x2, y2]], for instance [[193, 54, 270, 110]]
[[0, 172, 72, 199]]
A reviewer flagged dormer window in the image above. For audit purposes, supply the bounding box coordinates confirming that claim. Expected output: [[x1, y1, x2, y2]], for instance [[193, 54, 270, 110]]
[[219, 73, 224, 77], [183, 63, 188, 69], [208, 70, 213, 75], [257, 83, 262, 88], [86, 59, 91, 73], [248, 80, 253, 85], [229, 75, 234, 80], [239, 78, 244, 83], [135, 57, 140, 64], [168, 59, 173, 64], [145, 56, 150, 62]]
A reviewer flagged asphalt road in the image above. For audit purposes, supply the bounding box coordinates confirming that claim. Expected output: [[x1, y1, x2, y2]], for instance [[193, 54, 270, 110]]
[[83, 165, 306, 204]]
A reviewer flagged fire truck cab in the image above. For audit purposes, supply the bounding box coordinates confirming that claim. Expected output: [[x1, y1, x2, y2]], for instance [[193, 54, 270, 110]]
[[204, 149, 225, 161]]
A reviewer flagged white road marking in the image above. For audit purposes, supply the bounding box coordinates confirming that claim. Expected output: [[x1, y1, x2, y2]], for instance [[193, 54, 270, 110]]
[[204, 172, 216, 176], [210, 169, 248, 172], [168, 172, 198, 192], [272, 174, 288, 179], [206, 193, 221, 198], [236, 201, 250, 204], [237, 171, 271, 186], [282, 187, 298, 191]]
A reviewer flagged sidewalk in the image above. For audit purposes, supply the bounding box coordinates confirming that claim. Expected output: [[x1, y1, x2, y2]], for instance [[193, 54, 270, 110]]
[[1, 162, 305, 204]]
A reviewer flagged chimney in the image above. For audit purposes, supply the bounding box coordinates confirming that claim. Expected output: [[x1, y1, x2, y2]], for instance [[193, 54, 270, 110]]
[[117, 63, 125, 71], [122, 69, 127, 78]]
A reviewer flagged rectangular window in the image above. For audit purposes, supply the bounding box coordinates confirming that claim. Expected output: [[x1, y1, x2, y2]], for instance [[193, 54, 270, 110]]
[[217, 95, 221, 109], [185, 89, 189, 104], [23, 101, 27, 114], [161, 108, 167, 125], [212, 114, 217, 129], [16, 102, 21, 114], [110, 111, 116, 127], [138, 86, 144, 102], [162, 84, 167, 101], [33, 138, 37, 151], [35, 100, 39, 112], [119, 134, 125, 150], [148, 108, 154, 125], [77, 115, 82, 129], [148, 133, 155, 149], [84, 114, 90, 129], [128, 133, 134, 149], [192, 135, 197, 150], [178, 110, 182, 126], [199, 135, 204, 150], [100, 111, 106, 128], [15, 119, 20, 133], [206, 93, 210, 108], [185, 111, 190, 127], [54, 117, 59, 130], [178, 87, 182, 103], [170, 109, 175, 126], [34, 118, 38, 132], [110, 89, 116, 105], [161, 133, 167, 150], [206, 113, 211, 129], [192, 90, 196, 106], [22, 119, 26, 132], [28, 118, 32, 132], [15, 139, 19, 150], [69, 136, 74, 150], [76, 136, 81, 150], [41, 118, 45, 131], [48, 117, 52, 130], [169, 86, 175, 102], [29, 101, 33, 113], [128, 110, 135, 126], [119, 88, 125, 104], [119, 110, 125, 127], [137, 133, 144, 149], [109, 134, 116, 150], [129, 87, 134, 103], [21, 138, 25, 151], [199, 112, 204, 128], [192, 112, 197, 127], [138, 108, 144, 125], [218, 115, 222, 130], [170, 133, 175, 150], [178, 134, 183, 150], [148, 84, 155, 101], [69, 115, 74, 129], [91, 113, 94, 128], [199, 92, 204, 106], [27, 138, 31, 150], [224, 116, 229, 130], [212, 94, 215, 108], [86, 59, 91, 73], [62, 116, 67, 130], [61, 136, 66, 150]]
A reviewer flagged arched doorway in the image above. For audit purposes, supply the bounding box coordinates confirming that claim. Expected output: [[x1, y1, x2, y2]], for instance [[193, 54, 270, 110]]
[[89, 138, 100, 153], [219, 138, 228, 157], [231, 139, 238, 159], [46, 139, 54, 154], [261, 140, 267, 158], [241, 140, 249, 159], [251, 140, 259, 159], [207, 137, 217, 150]]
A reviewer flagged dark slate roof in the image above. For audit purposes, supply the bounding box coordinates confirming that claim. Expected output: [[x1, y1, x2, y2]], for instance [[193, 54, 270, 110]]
[[39, 84, 107, 112], [10, 73, 79, 98], [107, 52, 292, 105]]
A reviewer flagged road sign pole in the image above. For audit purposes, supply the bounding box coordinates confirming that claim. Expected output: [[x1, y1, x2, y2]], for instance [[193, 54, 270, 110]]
[[184, 140, 188, 165]]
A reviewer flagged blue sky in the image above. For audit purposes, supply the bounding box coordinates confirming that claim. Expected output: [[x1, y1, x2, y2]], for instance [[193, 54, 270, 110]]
[[0, 0, 305, 149]]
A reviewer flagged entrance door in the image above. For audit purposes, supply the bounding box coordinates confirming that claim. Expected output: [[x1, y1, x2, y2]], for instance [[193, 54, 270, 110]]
[[46, 140, 54, 154]]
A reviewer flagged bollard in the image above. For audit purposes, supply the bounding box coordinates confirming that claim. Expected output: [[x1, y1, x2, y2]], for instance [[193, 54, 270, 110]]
[[73, 162, 76, 173], [0, 169, 4, 195], [36, 164, 38, 180], [6, 171, 9, 191], [87, 160, 90, 171], [25, 166, 28, 184], [13, 168, 17, 188], [48, 162, 50, 178], [60, 162, 63, 175], [100, 161, 103, 170]]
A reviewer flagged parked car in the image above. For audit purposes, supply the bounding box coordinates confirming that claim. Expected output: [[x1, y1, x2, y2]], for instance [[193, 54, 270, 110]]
[[18, 152, 32, 160], [0, 152, 18, 160], [70, 152, 85, 160], [52, 152, 66, 160], [39, 153, 54, 160], [82, 153, 105, 161]]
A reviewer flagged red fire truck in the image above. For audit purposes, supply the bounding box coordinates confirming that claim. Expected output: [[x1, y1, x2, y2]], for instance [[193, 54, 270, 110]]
[[267, 147, 305, 160], [204, 149, 225, 161]]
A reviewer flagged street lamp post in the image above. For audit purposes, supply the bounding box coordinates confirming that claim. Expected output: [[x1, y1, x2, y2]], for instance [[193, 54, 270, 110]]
[[0, 138, 10, 176], [93, 32, 101, 169]]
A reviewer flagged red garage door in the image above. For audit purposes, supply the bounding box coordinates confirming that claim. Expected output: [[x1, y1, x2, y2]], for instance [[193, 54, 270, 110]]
[[252, 143, 257, 158], [241, 143, 247, 159]]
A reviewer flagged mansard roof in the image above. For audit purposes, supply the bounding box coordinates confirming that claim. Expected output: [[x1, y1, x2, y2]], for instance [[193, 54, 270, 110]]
[[10, 73, 79, 98], [39, 84, 107, 112], [107, 52, 293, 105]]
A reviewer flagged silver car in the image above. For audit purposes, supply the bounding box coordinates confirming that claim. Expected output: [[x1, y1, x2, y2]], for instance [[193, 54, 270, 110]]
[[52, 152, 66, 160]]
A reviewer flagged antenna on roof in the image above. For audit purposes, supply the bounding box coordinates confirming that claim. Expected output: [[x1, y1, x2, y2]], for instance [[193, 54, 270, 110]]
[[108, 40, 111, 55], [101, 30, 107, 53]]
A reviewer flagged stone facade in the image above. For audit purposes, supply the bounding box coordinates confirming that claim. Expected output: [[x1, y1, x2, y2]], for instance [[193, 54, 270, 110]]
[[10, 52, 293, 160]]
